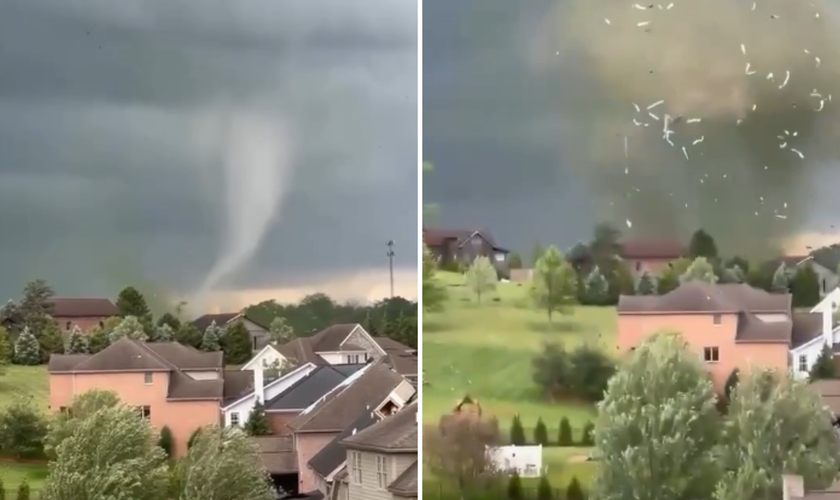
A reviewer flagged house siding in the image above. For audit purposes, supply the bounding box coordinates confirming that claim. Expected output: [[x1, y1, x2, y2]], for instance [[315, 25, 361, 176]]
[[617, 313, 790, 392], [237, 318, 270, 351], [343, 328, 384, 361], [624, 257, 674, 279], [49, 372, 220, 457], [242, 346, 289, 371], [267, 411, 299, 435], [53, 315, 110, 332], [347, 451, 415, 500], [296, 432, 340, 493], [428, 234, 508, 278], [811, 262, 840, 297]]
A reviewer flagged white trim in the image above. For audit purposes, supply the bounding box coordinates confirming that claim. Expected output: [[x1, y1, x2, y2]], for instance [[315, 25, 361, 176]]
[[812, 287, 840, 313], [221, 362, 316, 411], [456, 230, 487, 248], [337, 325, 387, 356], [790, 335, 825, 355], [225, 313, 244, 324], [324, 463, 347, 482], [240, 344, 284, 371]]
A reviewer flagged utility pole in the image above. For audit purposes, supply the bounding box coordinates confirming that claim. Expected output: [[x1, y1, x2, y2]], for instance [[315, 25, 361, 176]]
[[387, 240, 395, 298]]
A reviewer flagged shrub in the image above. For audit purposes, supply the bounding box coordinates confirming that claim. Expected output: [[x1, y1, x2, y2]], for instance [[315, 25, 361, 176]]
[[507, 472, 523, 500], [187, 427, 203, 450], [533, 417, 549, 446], [509, 415, 526, 445], [158, 425, 173, 458], [724, 368, 740, 400], [580, 421, 595, 446], [558, 417, 573, 446], [0, 397, 47, 459], [532, 342, 615, 403], [566, 477, 585, 500], [537, 475, 553, 500], [15, 480, 29, 500]]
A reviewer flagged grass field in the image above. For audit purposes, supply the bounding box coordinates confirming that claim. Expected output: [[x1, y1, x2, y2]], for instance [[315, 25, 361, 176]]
[[0, 461, 48, 492], [0, 365, 49, 412]]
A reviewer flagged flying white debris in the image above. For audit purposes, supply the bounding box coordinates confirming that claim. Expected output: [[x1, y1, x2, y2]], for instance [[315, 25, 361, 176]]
[[681, 146, 689, 160], [686, 118, 702, 124], [626, 219, 633, 228], [779, 70, 790, 89], [647, 100, 665, 110], [692, 136, 705, 145], [791, 148, 805, 159]]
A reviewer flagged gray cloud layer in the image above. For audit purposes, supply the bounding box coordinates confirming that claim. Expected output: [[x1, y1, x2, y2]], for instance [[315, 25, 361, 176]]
[[0, 0, 417, 300]]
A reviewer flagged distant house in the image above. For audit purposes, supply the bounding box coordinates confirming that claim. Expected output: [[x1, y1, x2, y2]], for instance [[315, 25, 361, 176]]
[[617, 282, 830, 391], [192, 311, 270, 352], [566, 238, 685, 278], [807, 245, 840, 296], [241, 323, 418, 382], [423, 227, 509, 277], [48, 298, 118, 332]]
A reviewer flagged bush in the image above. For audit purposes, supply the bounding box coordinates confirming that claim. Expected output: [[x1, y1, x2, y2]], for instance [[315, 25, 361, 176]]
[[158, 425, 173, 458], [558, 417, 573, 446], [0, 397, 46, 459], [532, 342, 616, 403], [15, 480, 29, 500], [187, 427, 203, 450], [566, 477, 585, 500], [724, 368, 740, 400], [533, 417, 549, 446], [509, 415, 526, 445], [580, 421, 595, 446], [507, 472, 523, 500], [537, 475, 553, 500]]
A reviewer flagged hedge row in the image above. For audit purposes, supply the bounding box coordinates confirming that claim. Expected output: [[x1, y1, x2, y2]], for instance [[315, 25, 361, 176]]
[[507, 416, 595, 448]]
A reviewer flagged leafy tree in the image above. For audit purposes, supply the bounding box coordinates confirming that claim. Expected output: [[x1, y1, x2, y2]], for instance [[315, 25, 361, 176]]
[[40, 404, 169, 500], [532, 342, 571, 397], [244, 401, 272, 436], [155, 323, 174, 342], [508, 252, 523, 269], [594, 333, 721, 500], [636, 271, 656, 295], [175, 323, 202, 349], [109, 315, 148, 343], [531, 246, 578, 322], [221, 321, 254, 365], [747, 264, 773, 291], [13, 327, 40, 366], [422, 244, 447, 312], [534, 417, 549, 446], [725, 256, 750, 274], [537, 475, 554, 500], [0, 326, 12, 366], [688, 229, 719, 259], [810, 344, 837, 380], [115, 286, 152, 321], [508, 472, 524, 500], [771, 263, 790, 293], [583, 266, 610, 305], [0, 300, 23, 333], [580, 421, 595, 446], [158, 425, 174, 458], [608, 263, 636, 303], [187, 428, 203, 450], [200, 321, 222, 352], [657, 265, 681, 295], [590, 223, 622, 261], [716, 369, 840, 500], [0, 396, 47, 459], [172, 426, 276, 500], [558, 417, 573, 446], [510, 415, 526, 445], [680, 256, 719, 284], [44, 390, 122, 459], [424, 416, 502, 493], [38, 321, 64, 362], [566, 344, 616, 402], [15, 480, 29, 500], [268, 316, 294, 344], [20, 279, 55, 336], [65, 325, 88, 354], [87, 326, 110, 354], [465, 256, 498, 303], [790, 266, 821, 307], [724, 368, 740, 400], [156, 312, 181, 331], [567, 477, 585, 500], [723, 265, 746, 284]]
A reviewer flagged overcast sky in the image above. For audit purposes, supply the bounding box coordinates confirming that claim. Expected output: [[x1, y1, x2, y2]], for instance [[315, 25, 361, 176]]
[[0, 0, 417, 305]]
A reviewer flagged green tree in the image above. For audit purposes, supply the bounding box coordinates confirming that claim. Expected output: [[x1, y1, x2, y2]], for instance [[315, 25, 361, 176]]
[[537, 475, 554, 500], [790, 266, 821, 307], [44, 390, 122, 459], [171, 426, 276, 500], [533, 417, 549, 446], [583, 266, 610, 305], [175, 323, 202, 349], [20, 279, 55, 336], [465, 256, 498, 304], [558, 417, 573, 446], [580, 421, 595, 446], [510, 415, 526, 445], [0, 396, 47, 459], [636, 271, 656, 295], [158, 425, 174, 458], [567, 477, 585, 500], [507, 472, 523, 500], [38, 321, 64, 363], [810, 344, 837, 380], [115, 286, 152, 322], [608, 264, 636, 303], [268, 316, 294, 344], [0, 326, 12, 367], [590, 223, 622, 261], [566, 344, 616, 402], [15, 480, 29, 500], [109, 315, 148, 343], [13, 327, 40, 366], [688, 229, 719, 259], [771, 263, 790, 293], [508, 252, 523, 269], [724, 265, 746, 284], [156, 312, 181, 331], [200, 321, 221, 352], [221, 321, 253, 365], [531, 246, 578, 323], [724, 368, 740, 400], [594, 333, 721, 500], [155, 323, 174, 342], [65, 325, 88, 354], [422, 244, 447, 312], [747, 263, 773, 291], [244, 401, 272, 436], [87, 326, 110, 353], [187, 428, 203, 450], [40, 404, 169, 500], [680, 256, 719, 284]]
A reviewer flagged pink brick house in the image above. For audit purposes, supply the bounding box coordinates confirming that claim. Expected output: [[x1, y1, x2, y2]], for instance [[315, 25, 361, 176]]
[[48, 298, 118, 332], [48, 338, 226, 457]]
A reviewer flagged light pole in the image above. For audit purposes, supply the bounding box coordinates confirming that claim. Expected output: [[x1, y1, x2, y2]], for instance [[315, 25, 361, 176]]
[[387, 240, 395, 298]]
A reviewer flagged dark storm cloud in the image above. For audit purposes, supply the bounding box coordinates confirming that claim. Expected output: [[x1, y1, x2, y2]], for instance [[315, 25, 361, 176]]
[[424, 0, 840, 258], [0, 0, 417, 300]]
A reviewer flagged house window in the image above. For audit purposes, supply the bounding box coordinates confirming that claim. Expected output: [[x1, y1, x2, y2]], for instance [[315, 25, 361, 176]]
[[65, 321, 71, 331], [347, 354, 360, 364], [375, 455, 389, 489], [713, 314, 722, 325], [494, 252, 506, 262], [252, 335, 258, 351], [635, 261, 642, 272], [799, 355, 808, 372], [230, 412, 240, 427], [137, 406, 151, 419], [143, 372, 153, 385], [351, 451, 363, 484], [703, 347, 720, 363]]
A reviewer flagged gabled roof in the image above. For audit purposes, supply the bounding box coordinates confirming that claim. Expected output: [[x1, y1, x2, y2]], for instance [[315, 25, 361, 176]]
[[192, 313, 241, 332], [309, 324, 360, 351], [341, 400, 417, 453], [790, 312, 824, 349], [388, 461, 418, 497], [223, 370, 255, 405], [618, 282, 791, 314], [48, 298, 118, 318], [376, 337, 418, 376], [422, 227, 506, 251], [810, 244, 840, 273], [288, 362, 405, 432], [265, 365, 362, 411], [308, 410, 379, 479], [271, 324, 386, 365]]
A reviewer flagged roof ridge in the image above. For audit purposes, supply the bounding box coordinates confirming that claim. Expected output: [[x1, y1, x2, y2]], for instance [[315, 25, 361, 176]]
[[134, 340, 179, 371]]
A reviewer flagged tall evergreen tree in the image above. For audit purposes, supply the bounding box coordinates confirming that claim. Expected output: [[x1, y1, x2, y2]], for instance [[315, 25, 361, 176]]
[[584, 266, 610, 305], [14, 327, 40, 366], [771, 263, 790, 293], [688, 229, 719, 259], [221, 321, 254, 365], [790, 266, 821, 307], [810, 344, 837, 380], [243, 401, 272, 436], [108, 316, 148, 343], [115, 286, 152, 321], [200, 321, 221, 352], [636, 271, 656, 295], [66, 326, 89, 354]]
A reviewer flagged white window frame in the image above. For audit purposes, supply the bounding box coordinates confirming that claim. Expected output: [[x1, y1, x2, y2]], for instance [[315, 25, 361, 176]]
[[375, 455, 389, 489], [703, 347, 719, 363], [144, 372, 153, 385], [494, 252, 505, 262], [230, 412, 240, 427], [799, 354, 808, 372], [351, 451, 363, 484]]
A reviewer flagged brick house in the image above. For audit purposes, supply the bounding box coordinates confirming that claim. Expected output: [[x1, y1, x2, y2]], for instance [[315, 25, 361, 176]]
[[48, 298, 118, 332], [423, 227, 509, 277], [568, 238, 686, 279]]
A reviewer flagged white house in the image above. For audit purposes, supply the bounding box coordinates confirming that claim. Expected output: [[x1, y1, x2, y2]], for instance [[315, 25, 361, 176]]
[[221, 362, 317, 427], [488, 445, 543, 478], [789, 288, 840, 379]]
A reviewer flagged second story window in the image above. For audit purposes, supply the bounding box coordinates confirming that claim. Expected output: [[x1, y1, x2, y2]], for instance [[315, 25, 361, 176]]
[[351, 451, 363, 484], [703, 347, 719, 363], [65, 321, 71, 331], [375, 455, 389, 489], [799, 355, 808, 372], [144, 372, 153, 385], [713, 314, 722, 325], [136, 406, 151, 419]]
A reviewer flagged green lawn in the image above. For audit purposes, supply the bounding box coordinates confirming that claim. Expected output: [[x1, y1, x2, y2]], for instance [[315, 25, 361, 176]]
[[0, 365, 49, 412], [0, 461, 48, 492]]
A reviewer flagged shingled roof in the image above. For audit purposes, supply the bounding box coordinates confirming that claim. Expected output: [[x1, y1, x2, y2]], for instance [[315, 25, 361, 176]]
[[48, 338, 224, 401], [342, 400, 417, 453], [388, 461, 418, 498], [48, 298, 117, 318], [618, 282, 791, 314], [265, 365, 362, 411], [376, 337, 418, 377], [287, 362, 406, 433], [619, 239, 686, 260], [252, 436, 297, 474], [308, 410, 379, 478]]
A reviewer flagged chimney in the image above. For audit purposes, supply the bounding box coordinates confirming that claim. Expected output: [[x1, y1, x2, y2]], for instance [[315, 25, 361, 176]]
[[254, 369, 265, 403], [783, 474, 804, 500]]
